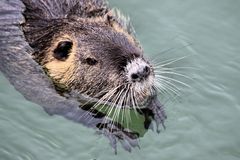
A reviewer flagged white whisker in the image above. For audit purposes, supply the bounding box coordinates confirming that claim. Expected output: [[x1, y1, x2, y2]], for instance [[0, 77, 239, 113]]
[[154, 71, 193, 80], [155, 75, 191, 88]]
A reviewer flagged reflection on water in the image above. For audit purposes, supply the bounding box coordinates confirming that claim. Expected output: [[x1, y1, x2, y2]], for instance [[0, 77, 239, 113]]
[[1, 0, 240, 159]]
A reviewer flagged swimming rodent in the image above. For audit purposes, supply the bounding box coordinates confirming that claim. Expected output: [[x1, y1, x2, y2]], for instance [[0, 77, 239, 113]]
[[22, 0, 155, 108], [0, 0, 167, 152]]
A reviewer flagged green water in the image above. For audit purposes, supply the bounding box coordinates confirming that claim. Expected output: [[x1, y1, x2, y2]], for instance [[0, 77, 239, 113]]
[[1, 0, 240, 159]]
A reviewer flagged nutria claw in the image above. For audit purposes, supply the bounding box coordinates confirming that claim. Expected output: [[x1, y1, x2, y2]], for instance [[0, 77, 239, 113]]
[[147, 94, 167, 133], [96, 121, 140, 154]]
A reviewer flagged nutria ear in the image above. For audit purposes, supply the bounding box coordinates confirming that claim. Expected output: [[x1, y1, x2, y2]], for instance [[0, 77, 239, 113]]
[[104, 10, 115, 26], [53, 41, 73, 61], [104, 9, 136, 37]]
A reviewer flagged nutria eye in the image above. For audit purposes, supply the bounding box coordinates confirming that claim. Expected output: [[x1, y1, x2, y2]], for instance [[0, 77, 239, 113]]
[[53, 41, 73, 60], [86, 58, 98, 65]]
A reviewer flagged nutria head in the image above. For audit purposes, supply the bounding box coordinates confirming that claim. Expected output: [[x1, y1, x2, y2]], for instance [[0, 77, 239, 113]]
[[24, 15, 155, 108]]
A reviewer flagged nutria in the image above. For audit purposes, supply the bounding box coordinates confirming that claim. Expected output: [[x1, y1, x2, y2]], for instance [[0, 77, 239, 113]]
[[0, 0, 167, 152], [22, 0, 155, 108]]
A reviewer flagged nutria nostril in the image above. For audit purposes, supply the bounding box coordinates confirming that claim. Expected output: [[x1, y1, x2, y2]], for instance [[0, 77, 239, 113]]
[[131, 73, 139, 80], [131, 65, 150, 82], [143, 66, 150, 78]]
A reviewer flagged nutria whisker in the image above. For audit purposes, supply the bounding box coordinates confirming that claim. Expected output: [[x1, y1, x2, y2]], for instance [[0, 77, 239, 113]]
[[127, 86, 133, 128], [110, 85, 127, 126], [104, 89, 124, 132], [154, 82, 182, 105], [154, 70, 193, 81], [130, 87, 138, 117], [150, 43, 193, 64], [153, 66, 197, 71], [154, 80, 181, 97], [153, 60, 194, 101], [154, 82, 175, 98], [89, 85, 126, 121], [152, 55, 190, 68], [132, 87, 142, 110], [101, 84, 128, 128], [78, 85, 123, 121], [120, 85, 130, 126], [155, 76, 182, 94], [125, 92, 132, 130], [115, 84, 131, 129], [155, 75, 191, 88]]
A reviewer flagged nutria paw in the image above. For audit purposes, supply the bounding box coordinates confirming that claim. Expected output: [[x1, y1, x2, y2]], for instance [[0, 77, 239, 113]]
[[96, 120, 140, 153], [146, 95, 167, 133]]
